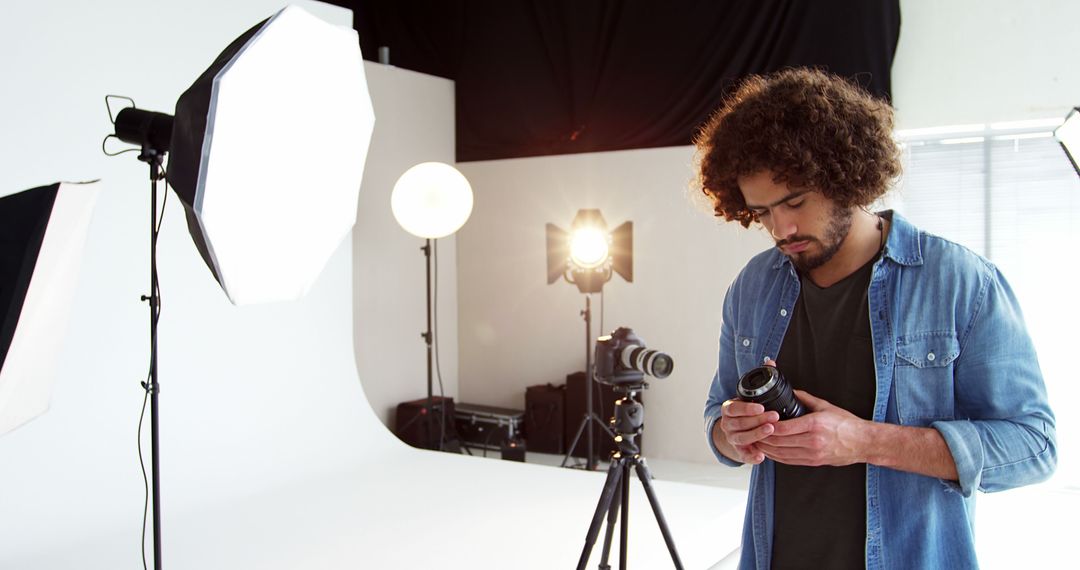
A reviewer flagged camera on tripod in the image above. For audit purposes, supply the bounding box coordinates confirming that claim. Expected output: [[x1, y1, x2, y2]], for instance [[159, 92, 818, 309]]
[[593, 327, 674, 386]]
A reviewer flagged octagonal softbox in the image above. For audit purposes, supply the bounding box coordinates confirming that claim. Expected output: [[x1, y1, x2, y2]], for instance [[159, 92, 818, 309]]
[[167, 5, 374, 305]]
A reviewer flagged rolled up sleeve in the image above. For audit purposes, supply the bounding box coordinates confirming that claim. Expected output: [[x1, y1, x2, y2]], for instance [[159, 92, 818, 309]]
[[933, 265, 1057, 497]]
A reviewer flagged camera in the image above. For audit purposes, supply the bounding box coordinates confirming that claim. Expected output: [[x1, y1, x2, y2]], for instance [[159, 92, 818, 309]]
[[594, 327, 673, 386], [737, 365, 805, 420]]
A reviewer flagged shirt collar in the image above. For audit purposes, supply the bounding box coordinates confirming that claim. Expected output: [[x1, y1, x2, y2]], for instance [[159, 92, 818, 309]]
[[769, 209, 924, 270]]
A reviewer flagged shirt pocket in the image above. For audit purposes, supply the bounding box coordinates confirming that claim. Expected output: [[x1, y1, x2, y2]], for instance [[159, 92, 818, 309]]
[[894, 331, 960, 424]]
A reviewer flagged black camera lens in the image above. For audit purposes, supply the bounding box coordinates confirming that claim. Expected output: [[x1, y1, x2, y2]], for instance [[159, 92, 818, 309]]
[[736, 365, 805, 420], [620, 346, 673, 379]]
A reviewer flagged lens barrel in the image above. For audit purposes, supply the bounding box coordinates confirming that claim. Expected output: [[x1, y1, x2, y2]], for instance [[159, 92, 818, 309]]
[[736, 365, 805, 420], [619, 346, 673, 379]]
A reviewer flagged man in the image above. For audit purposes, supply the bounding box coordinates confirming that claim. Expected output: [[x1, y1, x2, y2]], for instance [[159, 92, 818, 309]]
[[697, 68, 1056, 569]]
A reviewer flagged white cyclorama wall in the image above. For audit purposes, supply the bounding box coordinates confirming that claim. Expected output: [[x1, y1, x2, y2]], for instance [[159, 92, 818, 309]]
[[456, 149, 773, 465]]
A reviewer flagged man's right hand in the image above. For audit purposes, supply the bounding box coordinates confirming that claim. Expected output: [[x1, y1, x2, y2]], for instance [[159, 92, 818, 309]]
[[715, 400, 780, 464]]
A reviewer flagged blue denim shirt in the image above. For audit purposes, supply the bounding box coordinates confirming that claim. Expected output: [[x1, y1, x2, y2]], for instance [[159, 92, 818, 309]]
[[704, 211, 1057, 570]]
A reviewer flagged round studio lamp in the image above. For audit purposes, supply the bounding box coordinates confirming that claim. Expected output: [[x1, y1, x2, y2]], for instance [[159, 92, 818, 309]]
[[391, 162, 474, 238]]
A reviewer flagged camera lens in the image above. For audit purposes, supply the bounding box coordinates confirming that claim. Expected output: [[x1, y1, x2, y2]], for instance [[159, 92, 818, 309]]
[[736, 366, 805, 420], [619, 346, 673, 379]]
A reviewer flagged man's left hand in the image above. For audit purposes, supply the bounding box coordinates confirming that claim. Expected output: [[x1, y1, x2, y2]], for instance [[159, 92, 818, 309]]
[[756, 390, 870, 467]]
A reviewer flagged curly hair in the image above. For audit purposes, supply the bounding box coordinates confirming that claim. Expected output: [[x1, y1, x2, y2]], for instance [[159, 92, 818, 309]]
[[694, 68, 902, 227]]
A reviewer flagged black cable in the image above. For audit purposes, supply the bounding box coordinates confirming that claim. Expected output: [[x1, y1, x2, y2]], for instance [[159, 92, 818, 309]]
[[138, 370, 151, 570], [433, 239, 447, 447]]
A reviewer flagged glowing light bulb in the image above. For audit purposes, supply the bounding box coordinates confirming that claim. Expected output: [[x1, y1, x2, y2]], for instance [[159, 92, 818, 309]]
[[569, 227, 609, 268]]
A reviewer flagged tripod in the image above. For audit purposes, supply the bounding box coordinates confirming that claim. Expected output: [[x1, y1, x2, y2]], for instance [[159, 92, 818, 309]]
[[562, 295, 613, 470], [577, 382, 683, 570]]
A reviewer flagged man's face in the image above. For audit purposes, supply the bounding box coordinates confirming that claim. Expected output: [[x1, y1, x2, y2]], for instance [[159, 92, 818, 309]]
[[738, 170, 853, 273]]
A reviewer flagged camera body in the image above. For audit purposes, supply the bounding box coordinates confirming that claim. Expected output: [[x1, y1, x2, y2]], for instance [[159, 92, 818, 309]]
[[594, 327, 673, 386]]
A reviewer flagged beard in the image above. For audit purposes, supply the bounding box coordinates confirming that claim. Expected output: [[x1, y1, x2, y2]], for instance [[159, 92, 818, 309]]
[[777, 204, 853, 273]]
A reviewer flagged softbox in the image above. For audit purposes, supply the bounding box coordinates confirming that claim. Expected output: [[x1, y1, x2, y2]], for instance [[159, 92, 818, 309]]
[[165, 5, 375, 305], [0, 182, 98, 436]]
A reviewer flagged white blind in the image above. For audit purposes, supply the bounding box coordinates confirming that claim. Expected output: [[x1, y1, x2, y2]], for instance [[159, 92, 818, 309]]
[[896, 129, 1080, 489]]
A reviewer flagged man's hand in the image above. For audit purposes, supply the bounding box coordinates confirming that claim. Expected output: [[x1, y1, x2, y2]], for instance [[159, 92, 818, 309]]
[[716, 399, 780, 465], [757, 390, 870, 467]]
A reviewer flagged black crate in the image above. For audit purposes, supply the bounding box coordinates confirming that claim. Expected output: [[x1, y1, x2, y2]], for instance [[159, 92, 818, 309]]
[[525, 383, 566, 454]]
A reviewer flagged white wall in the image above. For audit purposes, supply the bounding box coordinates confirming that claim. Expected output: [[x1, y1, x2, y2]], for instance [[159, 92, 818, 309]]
[[455, 0, 1079, 466], [892, 0, 1080, 128]]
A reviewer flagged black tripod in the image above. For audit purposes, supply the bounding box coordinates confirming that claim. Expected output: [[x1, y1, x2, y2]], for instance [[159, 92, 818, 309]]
[[577, 382, 683, 570], [562, 295, 613, 470]]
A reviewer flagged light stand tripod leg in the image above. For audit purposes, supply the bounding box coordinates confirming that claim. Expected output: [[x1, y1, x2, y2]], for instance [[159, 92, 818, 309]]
[[577, 458, 625, 570], [633, 460, 684, 570]]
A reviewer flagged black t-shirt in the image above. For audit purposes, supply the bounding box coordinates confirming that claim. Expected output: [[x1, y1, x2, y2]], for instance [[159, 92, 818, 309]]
[[771, 254, 878, 570]]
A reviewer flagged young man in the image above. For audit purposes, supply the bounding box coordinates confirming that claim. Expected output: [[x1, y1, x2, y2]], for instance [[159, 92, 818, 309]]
[[697, 68, 1057, 569]]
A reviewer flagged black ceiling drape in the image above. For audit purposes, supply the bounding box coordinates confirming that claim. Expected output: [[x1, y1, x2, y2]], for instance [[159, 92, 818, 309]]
[[337, 1, 901, 162]]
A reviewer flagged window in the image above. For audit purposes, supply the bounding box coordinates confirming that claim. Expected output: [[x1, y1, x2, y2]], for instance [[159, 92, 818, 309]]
[[894, 120, 1080, 490]]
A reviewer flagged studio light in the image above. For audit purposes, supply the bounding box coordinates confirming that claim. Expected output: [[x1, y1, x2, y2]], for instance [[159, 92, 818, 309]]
[[0, 182, 98, 436], [391, 162, 473, 450], [103, 6, 374, 569], [545, 209, 633, 470], [547, 209, 632, 295], [1054, 106, 1080, 176], [391, 162, 474, 238]]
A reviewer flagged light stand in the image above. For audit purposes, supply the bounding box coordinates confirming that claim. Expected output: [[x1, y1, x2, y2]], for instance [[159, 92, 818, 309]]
[[103, 7, 375, 569], [390, 162, 474, 451], [140, 145, 165, 570], [561, 295, 612, 470], [547, 209, 632, 471], [421, 238, 448, 450]]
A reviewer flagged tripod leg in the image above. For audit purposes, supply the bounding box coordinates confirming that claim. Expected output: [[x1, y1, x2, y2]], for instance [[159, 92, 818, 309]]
[[620, 461, 630, 569], [633, 460, 684, 570], [598, 459, 624, 570], [577, 460, 624, 570]]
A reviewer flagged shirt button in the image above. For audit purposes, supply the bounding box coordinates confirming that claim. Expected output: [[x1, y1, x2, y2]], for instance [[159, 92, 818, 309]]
[[780, 309, 788, 317], [742, 339, 751, 347], [927, 352, 936, 361]]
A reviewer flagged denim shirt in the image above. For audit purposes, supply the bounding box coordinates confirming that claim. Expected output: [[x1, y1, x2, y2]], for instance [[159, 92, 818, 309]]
[[704, 211, 1057, 570]]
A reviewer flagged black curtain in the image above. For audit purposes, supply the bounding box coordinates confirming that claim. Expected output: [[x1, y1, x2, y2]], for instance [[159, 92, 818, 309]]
[[338, 0, 901, 162]]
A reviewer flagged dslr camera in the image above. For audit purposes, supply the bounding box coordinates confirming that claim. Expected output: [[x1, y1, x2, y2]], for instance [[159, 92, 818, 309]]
[[593, 327, 673, 386]]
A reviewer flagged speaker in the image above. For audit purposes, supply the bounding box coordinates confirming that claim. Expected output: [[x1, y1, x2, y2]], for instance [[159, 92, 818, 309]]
[[525, 383, 566, 454], [395, 396, 456, 450]]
